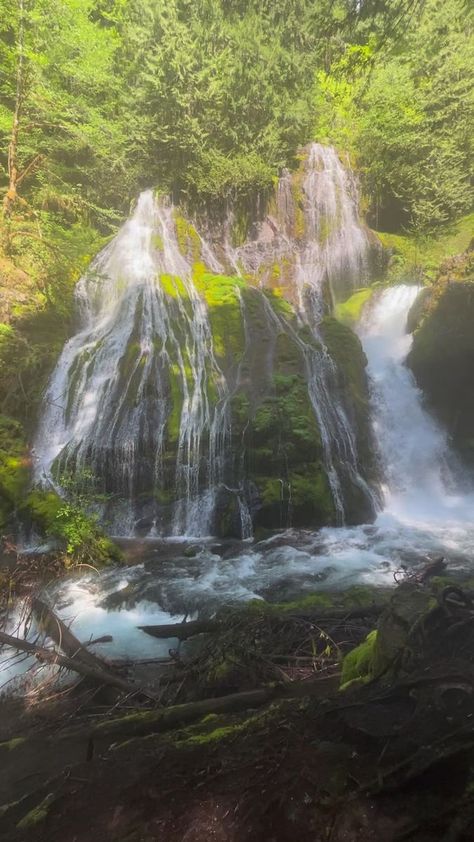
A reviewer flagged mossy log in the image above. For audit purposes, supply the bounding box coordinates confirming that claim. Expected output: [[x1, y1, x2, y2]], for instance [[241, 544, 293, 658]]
[[87, 674, 340, 741], [138, 603, 385, 641]]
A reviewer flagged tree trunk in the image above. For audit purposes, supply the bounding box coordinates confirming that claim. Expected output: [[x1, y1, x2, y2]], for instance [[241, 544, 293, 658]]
[[0, 630, 138, 692], [89, 674, 340, 741], [3, 0, 25, 219]]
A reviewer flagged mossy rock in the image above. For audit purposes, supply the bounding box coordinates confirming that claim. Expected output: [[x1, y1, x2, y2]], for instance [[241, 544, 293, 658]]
[[22, 488, 122, 565], [335, 288, 374, 325], [408, 247, 474, 463]]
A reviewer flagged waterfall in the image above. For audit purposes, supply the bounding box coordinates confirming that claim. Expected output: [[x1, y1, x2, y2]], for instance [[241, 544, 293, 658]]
[[33, 145, 377, 537], [359, 285, 473, 523], [294, 143, 368, 311], [34, 191, 229, 536], [223, 143, 377, 524]]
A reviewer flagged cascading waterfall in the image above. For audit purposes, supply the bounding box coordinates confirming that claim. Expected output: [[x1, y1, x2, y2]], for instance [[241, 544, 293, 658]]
[[293, 145, 375, 522], [33, 144, 377, 536], [225, 143, 377, 524], [34, 191, 230, 536], [7, 282, 474, 690], [359, 285, 473, 524], [294, 143, 368, 312]]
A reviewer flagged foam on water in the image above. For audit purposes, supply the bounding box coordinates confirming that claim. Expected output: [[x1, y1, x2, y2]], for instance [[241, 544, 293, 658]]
[[4, 242, 474, 694]]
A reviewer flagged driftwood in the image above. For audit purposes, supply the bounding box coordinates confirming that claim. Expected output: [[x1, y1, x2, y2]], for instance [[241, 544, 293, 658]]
[[32, 597, 108, 669], [90, 673, 340, 740], [0, 630, 136, 692], [138, 603, 385, 641], [138, 619, 218, 640]]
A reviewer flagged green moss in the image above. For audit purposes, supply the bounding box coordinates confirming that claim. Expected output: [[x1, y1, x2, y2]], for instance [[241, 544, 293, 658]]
[[276, 592, 333, 612], [335, 288, 374, 325], [375, 213, 474, 282], [270, 262, 281, 282], [159, 273, 189, 299], [173, 211, 202, 261], [340, 629, 378, 688], [173, 706, 276, 747], [0, 415, 29, 527], [16, 793, 56, 830], [118, 340, 142, 383], [151, 233, 164, 251], [291, 169, 306, 239], [289, 472, 334, 519], [192, 264, 245, 362], [0, 736, 27, 751], [166, 363, 184, 444], [180, 722, 244, 746], [266, 288, 294, 320]]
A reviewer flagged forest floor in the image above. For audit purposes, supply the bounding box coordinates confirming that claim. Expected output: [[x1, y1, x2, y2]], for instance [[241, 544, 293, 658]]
[[2, 556, 474, 842]]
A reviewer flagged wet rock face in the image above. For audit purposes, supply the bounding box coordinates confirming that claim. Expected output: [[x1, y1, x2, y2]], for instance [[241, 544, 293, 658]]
[[408, 247, 474, 465], [33, 144, 379, 539]]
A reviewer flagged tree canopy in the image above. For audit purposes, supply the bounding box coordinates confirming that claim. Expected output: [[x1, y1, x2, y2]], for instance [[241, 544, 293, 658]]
[[0, 0, 471, 250]]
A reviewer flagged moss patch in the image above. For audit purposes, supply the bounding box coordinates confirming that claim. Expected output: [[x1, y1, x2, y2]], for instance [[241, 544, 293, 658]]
[[193, 264, 245, 363], [340, 629, 378, 689], [335, 288, 374, 325], [173, 211, 202, 262], [16, 793, 56, 830], [0, 415, 29, 529]]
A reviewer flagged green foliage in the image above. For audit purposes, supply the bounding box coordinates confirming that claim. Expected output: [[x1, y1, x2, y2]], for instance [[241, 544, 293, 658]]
[[377, 213, 474, 282], [315, 0, 473, 235], [25, 472, 121, 564], [340, 629, 378, 688], [0, 415, 28, 528]]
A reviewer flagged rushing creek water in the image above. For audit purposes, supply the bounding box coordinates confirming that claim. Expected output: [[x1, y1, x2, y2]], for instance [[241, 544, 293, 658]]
[[2, 144, 474, 692], [2, 282, 474, 693]]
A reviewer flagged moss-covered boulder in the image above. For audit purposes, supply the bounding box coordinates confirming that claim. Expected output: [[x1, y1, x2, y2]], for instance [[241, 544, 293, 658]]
[[320, 317, 378, 522], [408, 245, 474, 464]]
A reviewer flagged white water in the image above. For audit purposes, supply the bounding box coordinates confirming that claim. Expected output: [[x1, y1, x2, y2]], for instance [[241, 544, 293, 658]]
[[3, 282, 467, 689], [33, 192, 230, 537], [359, 285, 474, 527], [32, 144, 376, 536], [6, 160, 472, 690]]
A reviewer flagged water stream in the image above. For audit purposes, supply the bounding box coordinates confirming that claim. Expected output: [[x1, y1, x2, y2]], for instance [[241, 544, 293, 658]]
[[3, 147, 473, 692], [3, 282, 473, 694]]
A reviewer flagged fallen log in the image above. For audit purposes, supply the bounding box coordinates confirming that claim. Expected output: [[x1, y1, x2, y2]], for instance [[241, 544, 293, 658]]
[[0, 630, 140, 693], [90, 673, 340, 740], [138, 619, 218, 640], [32, 597, 108, 669], [138, 603, 385, 641]]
